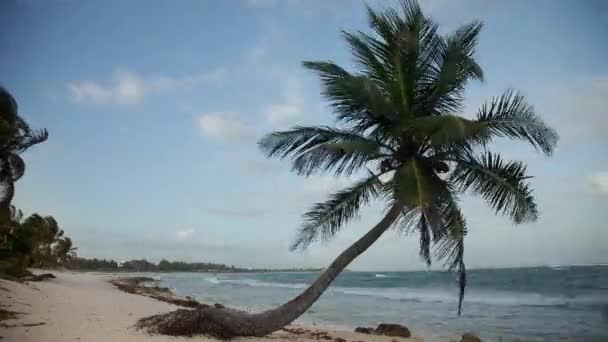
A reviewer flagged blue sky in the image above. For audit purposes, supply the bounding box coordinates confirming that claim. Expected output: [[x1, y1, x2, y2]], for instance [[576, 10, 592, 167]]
[[1, 0, 607, 270]]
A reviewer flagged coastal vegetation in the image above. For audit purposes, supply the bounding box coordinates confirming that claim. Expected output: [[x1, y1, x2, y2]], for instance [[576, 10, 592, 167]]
[[0, 86, 71, 278], [136, 0, 557, 337]]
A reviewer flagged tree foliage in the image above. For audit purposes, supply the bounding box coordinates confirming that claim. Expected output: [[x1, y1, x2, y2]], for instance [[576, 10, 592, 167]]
[[0, 86, 56, 278], [0, 86, 48, 207], [0, 207, 75, 277], [259, 0, 557, 315]]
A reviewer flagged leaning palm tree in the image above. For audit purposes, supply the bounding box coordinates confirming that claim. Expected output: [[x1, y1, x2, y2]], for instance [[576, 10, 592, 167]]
[[0, 86, 48, 208], [137, 0, 557, 337]]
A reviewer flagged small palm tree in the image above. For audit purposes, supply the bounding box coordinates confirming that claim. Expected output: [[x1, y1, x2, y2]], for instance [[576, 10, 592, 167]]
[[138, 0, 557, 337], [53, 236, 77, 265], [0, 86, 48, 208]]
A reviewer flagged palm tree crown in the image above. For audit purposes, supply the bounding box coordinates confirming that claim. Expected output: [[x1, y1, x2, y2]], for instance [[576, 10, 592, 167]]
[[259, 0, 557, 314], [0, 86, 49, 207]]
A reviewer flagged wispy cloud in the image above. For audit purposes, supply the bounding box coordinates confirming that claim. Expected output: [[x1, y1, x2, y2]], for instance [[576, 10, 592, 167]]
[[263, 75, 304, 126], [68, 70, 142, 105], [68, 68, 225, 105], [589, 172, 608, 195], [198, 113, 250, 141], [176, 228, 195, 241], [204, 208, 265, 219]]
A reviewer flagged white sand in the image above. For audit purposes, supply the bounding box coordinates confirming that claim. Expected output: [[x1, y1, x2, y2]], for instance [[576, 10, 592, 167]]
[[0, 271, 423, 342]]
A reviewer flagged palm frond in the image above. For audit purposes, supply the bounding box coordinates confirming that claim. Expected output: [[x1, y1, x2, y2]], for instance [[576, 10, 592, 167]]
[[291, 174, 383, 250], [16, 128, 49, 152], [420, 21, 484, 116], [342, 31, 391, 91], [0, 86, 18, 123], [302, 61, 396, 135], [397, 0, 442, 114], [407, 114, 489, 148], [476, 89, 558, 155], [292, 139, 383, 176], [451, 151, 538, 224], [432, 194, 468, 315], [365, 3, 401, 52], [393, 207, 420, 234], [434, 195, 467, 267], [7, 154, 25, 181], [418, 212, 432, 265], [259, 126, 383, 176], [393, 158, 448, 208]]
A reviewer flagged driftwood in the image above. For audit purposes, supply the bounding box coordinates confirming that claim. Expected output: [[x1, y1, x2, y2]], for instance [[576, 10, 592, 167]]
[[109, 277, 204, 308], [22, 273, 55, 282]]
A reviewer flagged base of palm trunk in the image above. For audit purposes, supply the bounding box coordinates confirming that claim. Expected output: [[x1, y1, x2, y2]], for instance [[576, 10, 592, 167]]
[[136, 307, 257, 338]]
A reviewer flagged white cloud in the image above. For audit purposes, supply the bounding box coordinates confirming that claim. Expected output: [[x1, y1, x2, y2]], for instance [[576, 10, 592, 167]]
[[176, 228, 195, 241], [68, 81, 112, 104], [589, 172, 608, 195], [263, 75, 304, 126], [198, 113, 249, 140], [68, 68, 225, 106], [114, 70, 143, 105]]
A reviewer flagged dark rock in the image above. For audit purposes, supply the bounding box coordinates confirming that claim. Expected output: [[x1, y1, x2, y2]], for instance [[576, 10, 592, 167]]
[[375, 323, 411, 338], [213, 303, 225, 309], [461, 333, 482, 342], [354, 327, 374, 334], [335, 338, 346, 342]]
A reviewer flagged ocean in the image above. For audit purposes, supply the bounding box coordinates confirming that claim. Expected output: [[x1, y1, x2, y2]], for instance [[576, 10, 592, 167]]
[[152, 265, 608, 341]]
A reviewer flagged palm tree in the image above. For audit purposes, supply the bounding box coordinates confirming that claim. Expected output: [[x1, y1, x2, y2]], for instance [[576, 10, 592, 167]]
[[137, 0, 557, 337], [22, 214, 62, 267], [53, 236, 77, 265], [0, 86, 48, 208]]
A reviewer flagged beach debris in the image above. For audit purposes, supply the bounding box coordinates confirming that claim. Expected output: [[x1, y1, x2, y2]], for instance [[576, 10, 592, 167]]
[[281, 326, 307, 335], [354, 327, 374, 334], [374, 323, 411, 338], [0, 321, 46, 328], [136, 308, 235, 338], [109, 277, 202, 308], [461, 333, 482, 342], [0, 309, 19, 321], [22, 273, 55, 282]]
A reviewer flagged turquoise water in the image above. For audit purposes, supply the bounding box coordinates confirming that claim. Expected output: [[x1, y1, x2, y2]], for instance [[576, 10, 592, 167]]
[[153, 266, 608, 341]]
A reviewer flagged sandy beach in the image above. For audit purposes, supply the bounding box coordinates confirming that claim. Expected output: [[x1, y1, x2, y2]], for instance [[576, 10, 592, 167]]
[[0, 271, 423, 342]]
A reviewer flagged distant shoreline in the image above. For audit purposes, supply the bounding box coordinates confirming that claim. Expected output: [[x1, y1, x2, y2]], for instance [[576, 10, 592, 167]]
[[66, 256, 326, 273]]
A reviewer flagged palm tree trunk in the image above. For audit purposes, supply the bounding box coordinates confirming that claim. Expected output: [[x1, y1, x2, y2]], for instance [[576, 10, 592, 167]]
[[245, 202, 403, 335], [138, 202, 403, 337]]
